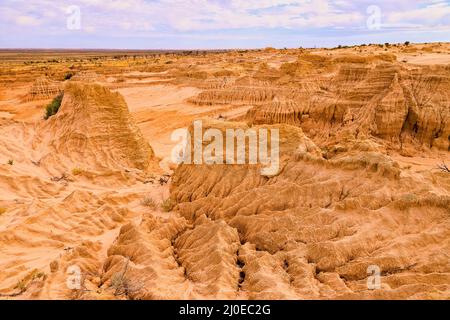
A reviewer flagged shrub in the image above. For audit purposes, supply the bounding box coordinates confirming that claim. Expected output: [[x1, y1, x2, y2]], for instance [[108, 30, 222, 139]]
[[161, 198, 176, 212], [404, 41, 410, 46], [111, 272, 128, 296], [13, 270, 46, 294], [15, 280, 26, 292], [71, 168, 83, 176], [110, 259, 142, 296], [437, 163, 450, 173], [7, 159, 14, 165], [44, 92, 64, 120], [140, 196, 157, 209]]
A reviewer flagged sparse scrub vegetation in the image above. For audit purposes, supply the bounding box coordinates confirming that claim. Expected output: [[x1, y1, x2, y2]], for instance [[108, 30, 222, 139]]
[[110, 259, 142, 296], [14, 279, 27, 292], [110, 272, 128, 296], [1, 269, 46, 297], [44, 92, 64, 120], [7, 159, 14, 165]]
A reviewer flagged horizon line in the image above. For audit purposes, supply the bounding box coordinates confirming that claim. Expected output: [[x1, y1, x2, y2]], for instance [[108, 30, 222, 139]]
[[0, 41, 448, 52]]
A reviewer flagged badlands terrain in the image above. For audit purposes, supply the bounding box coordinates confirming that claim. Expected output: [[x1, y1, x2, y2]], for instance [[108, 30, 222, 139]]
[[0, 43, 449, 300]]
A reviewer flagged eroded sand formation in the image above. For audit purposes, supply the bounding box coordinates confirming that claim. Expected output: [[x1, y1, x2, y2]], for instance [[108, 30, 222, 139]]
[[34, 83, 155, 172], [0, 44, 449, 300]]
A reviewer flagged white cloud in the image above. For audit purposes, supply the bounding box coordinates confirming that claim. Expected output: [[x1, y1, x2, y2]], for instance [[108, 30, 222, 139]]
[[387, 1, 450, 25]]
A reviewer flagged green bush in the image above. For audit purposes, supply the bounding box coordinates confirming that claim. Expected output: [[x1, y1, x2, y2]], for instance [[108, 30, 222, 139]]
[[44, 92, 64, 120]]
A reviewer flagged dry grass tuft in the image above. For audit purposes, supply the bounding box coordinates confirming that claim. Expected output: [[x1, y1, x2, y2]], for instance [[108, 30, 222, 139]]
[[110, 259, 143, 297]]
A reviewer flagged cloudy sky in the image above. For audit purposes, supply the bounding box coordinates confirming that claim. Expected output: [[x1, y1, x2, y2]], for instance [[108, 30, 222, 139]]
[[0, 0, 449, 49]]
